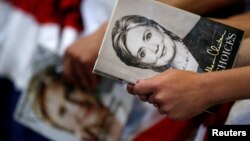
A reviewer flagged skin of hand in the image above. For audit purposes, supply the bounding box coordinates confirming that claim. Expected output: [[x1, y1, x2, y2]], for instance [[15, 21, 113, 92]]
[[128, 66, 250, 120], [128, 69, 212, 120], [64, 23, 107, 89], [127, 36, 250, 121]]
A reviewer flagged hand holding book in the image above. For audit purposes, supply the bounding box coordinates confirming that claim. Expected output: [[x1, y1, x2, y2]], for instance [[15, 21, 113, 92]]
[[93, 0, 247, 120], [127, 64, 250, 120]]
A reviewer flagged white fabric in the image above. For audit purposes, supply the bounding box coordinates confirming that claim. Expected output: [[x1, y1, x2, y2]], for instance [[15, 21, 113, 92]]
[[225, 100, 250, 125], [0, 1, 78, 89], [0, 3, 39, 89], [194, 124, 206, 141], [80, 0, 116, 36], [0, 0, 117, 89]]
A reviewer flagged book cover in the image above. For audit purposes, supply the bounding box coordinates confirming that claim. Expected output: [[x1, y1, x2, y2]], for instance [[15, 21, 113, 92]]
[[14, 47, 134, 141], [93, 0, 245, 84]]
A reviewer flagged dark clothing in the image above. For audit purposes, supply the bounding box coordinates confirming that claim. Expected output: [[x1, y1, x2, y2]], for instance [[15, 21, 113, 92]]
[[0, 78, 49, 141]]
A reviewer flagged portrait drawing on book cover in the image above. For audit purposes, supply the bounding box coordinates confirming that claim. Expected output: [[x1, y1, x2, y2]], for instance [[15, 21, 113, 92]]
[[93, 0, 244, 84], [111, 15, 199, 72]]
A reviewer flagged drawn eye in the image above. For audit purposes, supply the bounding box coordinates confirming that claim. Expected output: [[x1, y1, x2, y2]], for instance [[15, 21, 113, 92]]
[[139, 49, 146, 58], [146, 32, 152, 40]]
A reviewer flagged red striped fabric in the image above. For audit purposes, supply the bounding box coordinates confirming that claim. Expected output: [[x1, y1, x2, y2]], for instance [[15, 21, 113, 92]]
[[133, 103, 232, 141], [9, 0, 83, 31]]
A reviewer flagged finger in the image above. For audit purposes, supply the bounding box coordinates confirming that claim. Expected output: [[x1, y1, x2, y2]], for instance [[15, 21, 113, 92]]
[[153, 103, 160, 108], [148, 94, 161, 108], [147, 94, 155, 104], [138, 95, 150, 102], [86, 63, 100, 88], [148, 94, 163, 104], [127, 83, 134, 94], [89, 74, 99, 88], [63, 56, 78, 84], [158, 107, 166, 115], [133, 79, 155, 95], [84, 66, 96, 88], [75, 61, 100, 89], [158, 104, 171, 116], [73, 61, 90, 89]]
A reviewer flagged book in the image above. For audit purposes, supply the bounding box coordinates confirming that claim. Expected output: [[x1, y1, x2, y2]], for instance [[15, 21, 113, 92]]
[[93, 0, 245, 84], [14, 47, 134, 141]]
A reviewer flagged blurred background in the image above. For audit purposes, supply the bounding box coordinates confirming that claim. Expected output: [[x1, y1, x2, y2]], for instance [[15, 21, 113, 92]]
[[0, 0, 249, 141]]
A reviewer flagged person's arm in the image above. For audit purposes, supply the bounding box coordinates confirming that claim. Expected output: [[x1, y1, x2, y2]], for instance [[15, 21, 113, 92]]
[[204, 66, 250, 105], [64, 22, 107, 89], [63, 0, 116, 89], [212, 12, 250, 38], [234, 37, 250, 67], [157, 0, 241, 14]]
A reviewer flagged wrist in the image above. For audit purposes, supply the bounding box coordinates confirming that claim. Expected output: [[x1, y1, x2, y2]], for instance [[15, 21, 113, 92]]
[[200, 67, 250, 107], [198, 72, 225, 108]]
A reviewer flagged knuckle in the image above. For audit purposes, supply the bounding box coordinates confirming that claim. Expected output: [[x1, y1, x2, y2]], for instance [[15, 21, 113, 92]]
[[80, 55, 92, 63], [158, 108, 166, 115], [139, 96, 147, 102], [66, 46, 75, 55], [154, 94, 161, 100], [168, 114, 183, 120], [148, 95, 155, 103], [153, 103, 160, 108], [154, 94, 163, 103], [154, 81, 164, 92], [148, 80, 157, 88]]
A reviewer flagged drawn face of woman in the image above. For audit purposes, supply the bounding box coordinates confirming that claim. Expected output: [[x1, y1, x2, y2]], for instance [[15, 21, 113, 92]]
[[126, 25, 175, 66], [43, 82, 106, 133]]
